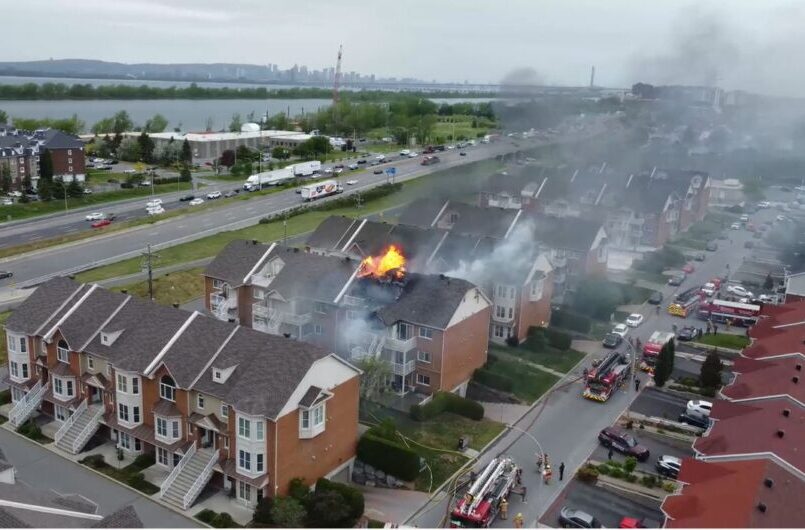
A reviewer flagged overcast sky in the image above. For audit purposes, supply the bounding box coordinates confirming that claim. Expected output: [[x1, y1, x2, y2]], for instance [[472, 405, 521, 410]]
[[4, 0, 804, 96]]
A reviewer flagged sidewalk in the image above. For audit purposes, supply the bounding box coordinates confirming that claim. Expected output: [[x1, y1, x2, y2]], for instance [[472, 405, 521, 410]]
[[360, 487, 432, 525]]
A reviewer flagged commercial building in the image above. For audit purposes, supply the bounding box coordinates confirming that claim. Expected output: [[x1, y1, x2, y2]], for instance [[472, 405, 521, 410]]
[[3, 277, 361, 509], [708, 178, 745, 207]]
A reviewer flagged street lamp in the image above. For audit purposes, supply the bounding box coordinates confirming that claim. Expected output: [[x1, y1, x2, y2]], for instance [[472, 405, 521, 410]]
[[56, 179, 68, 216], [505, 423, 545, 466]]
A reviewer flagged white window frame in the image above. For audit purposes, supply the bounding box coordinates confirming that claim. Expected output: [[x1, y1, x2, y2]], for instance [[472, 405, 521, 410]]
[[238, 449, 251, 472], [156, 417, 167, 437], [419, 327, 433, 339], [7, 334, 27, 354], [238, 417, 251, 439], [255, 421, 264, 441], [417, 350, 431, 363], [53, 376, 74, 399], [416, 373, 431, 386], [87, 356, 95, 370], [55, 405, 70, 422], [118, 403, 130, 423], [157, 447, 169, 467], [314, 302, 327, 314], [221, 404, 229, 419], [119, 432, 131, 450], [132, 406, 140, 423], [9, 362, 18, 379], [116, 374, 127, 393], [212, 279, 224, 289], [197, 394, 205, 409], [57, 343, 69, 363], [314, 324, 323, 335], [11, 387, 24, 403], [299, 402, 326, 438], [132, 377, 139, 395], [238, 481, 251, 502], [159, 378, 176, 402]]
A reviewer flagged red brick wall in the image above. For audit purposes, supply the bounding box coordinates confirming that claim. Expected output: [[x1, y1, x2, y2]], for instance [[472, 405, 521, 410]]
[[47, 147, 85, 178], [516, 273, 554, 342], [269, 376, 360, 497], [439, 305, 491, 392]]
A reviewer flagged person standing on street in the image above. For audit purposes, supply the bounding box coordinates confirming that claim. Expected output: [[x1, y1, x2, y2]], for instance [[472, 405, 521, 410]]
[[559, 462, 565, 481], [608, 447, 614, 460], [514, 513, 524, 529], [499, 497, 508, 520], [634, 378, 640, 392]]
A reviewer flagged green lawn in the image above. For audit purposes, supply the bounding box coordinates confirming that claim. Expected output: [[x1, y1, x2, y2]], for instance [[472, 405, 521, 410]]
[[695, 333, 750, 350], [483, 357, 559, 403], [492, 345, 586, 374], [114, 268, 204, 306], [0, 311, 9, 364]]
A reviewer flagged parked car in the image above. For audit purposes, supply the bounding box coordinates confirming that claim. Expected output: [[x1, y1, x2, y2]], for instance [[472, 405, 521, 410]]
[[408, 152, 418, 158], [349, 163, 359, 170], [727, 285, 753, 298], [91, 218, 112, 228], [740, 214, 750, 222], [400, 149, 410, 156], [655, 455, 682, 478], [612, 323, 629, 338], [373, 168, 383, 174], [146, 199, 163, 208], [693, 252, 706, 261], [682, 263, 695, 274], [334, 168, 344, 174], [189, 198, 205, 206], [179, 194, 195, 202], [602, 333, 623, 349], [598, 426, 650, 461], [559, 507, 602, 529], [206, 191, 222, 200], [705, 241, 718, 251], [357, 159, 367, 165], [648, 291, 664, 305], [731, 222, 741, 230], [625, 313, 644, 327], [1, 198, 13, 206], [85, 212, 104, 221], [459, 151, 467, 156], [676, 326, 702, 341], [0, 271, 12, 280], [147, 206, 165, 215], [668, 274, 685, 286], [687, 399, 712, 418], [701, 282, 717, 297], [224, 191, 237, 198], [346, 179, 359, 185], [678, 412, 711, 430]]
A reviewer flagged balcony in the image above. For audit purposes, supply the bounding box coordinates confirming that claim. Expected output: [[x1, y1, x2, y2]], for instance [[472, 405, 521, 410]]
[[282, 312, 312, 326], [210, 293, 237, 320], [492, 311, 515, 323], [385, 335, 417, 353], [391, 360, 416, 376], [342, 295, 366, 307], [252, 304, 271, 319], [250, 274, 274, 288], [551, 254, 568, 268]]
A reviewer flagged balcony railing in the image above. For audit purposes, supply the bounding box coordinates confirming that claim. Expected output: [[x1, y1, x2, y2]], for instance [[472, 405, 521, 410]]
[[492, 312, 515, 323], [391, 360, 416, 376], [252, 304, 271, 318], [342, 295, 366, 307], [282, 312, 312, 326], [385, 335, 416, 353], [250, 274, 274, 288]]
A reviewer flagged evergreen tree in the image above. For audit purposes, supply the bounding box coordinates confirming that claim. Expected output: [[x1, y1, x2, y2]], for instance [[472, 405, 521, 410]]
[[653, 339, 675, 387], [0, 162, 11, 193], [137, 131, 155, 163], [39, 150, 54, 182], [180, 139, 192, 164], [763, 273, 774, 291], [66, 178, 84, 198], [699, 350, 724, 390]]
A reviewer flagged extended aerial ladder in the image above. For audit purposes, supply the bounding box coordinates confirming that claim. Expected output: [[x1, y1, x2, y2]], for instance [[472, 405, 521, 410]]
[[449, 457, 519, 528]]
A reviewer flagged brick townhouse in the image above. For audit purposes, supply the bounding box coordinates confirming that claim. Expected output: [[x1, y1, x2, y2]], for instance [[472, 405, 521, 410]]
[[305, 215, 554, 345], [4, 277, 361, 510], [203, 240, 492, 397], [0, 125, 86, 190], [660, 299, 805, 527]]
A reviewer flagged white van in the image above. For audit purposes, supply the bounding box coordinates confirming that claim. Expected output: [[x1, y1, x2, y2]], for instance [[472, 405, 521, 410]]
[[146, 199, 163, 209]]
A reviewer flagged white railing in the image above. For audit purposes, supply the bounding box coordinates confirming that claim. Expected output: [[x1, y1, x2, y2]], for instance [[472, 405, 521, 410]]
[[211, 294, 237, 320], [55, 399, 87, 445], [252, 304, 270, 318], [182, 450, 218, 510], [281, 312, 312, 326], [160, 443, 197, 497], [9, 381, 48, 427], [342, 295, 366, 307], [392, 360, 416, 376], [250, 274, 274, 288], [72, 406, 104, 454], [385, 335, 416, 353]]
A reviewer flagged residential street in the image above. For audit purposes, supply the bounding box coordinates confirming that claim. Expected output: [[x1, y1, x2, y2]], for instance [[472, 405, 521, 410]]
[[0, 428, 199, 528]]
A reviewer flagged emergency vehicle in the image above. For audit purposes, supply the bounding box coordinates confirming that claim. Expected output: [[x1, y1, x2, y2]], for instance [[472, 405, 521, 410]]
[[697, 299, 761, 327], [583, 351, 631, 402], [449, 457, 519, 528]]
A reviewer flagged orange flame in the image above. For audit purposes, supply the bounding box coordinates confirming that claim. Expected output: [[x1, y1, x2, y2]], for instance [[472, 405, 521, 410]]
[[359, 245, 407, 280]]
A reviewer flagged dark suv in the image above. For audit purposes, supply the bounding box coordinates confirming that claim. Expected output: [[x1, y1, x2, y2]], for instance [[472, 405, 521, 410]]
[[598, 426, 650, 461]]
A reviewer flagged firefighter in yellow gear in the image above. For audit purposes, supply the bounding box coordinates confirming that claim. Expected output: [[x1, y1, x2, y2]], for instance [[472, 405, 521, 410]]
[[499, 497, 509, 520], [514, 513, 524, 528]]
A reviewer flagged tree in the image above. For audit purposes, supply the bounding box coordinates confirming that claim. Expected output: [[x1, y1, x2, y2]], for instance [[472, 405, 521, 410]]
[[653, 339, 675, 387], [66, 178, 84, 198], [267, 112, 290, 130], [763, 273, 774, 291], [37, 178, 53, 201], [112, 111, 133, 134], [306, 490, 351, 528], [294, 136, 332, 160], [0, 162, 11, 193], [180, 166, 192, 182], [21, 173, 31, 193], [137, 132, 155, 163], [272, 146, 290, 160], [116, 137, 141, 162], [144, 113, 168, 133], [699, 350, 724, 390], [181, 139, 192, 164], [229, 113, 243, 133], [270, 497, 306, 528], [219, 149, 236, 168], [39, 150, 54, 182], [0, 109, 7, 124], [91, 117, 115, 135], [356, 357, 391, 401]]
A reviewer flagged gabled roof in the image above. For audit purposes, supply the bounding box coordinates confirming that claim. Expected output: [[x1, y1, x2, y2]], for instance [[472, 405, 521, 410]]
[[528, 213, 604, 252], [305, 215, 363, 251], [4, 277, 83, 335], [204, 239, 272, 286], [371, 273, 483, 329], [745, 300, 805, 359], [156, 315, 235, 388], [39, 129, 84, 150], [49, 288, 129, 351], [397, 198, 447, 228], [434, 201, 521, 239], [265, 246, 358, 303], [91, 506, 143, 528], [662, 458, 805, 528], [694, 397, 805, 476], [722, 355, 805, 405], [192, 326, 331, 419]]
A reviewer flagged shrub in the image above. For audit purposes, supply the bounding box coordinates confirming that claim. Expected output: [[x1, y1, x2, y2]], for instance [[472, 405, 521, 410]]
[[196, 509, 217, 525], [130, 453, 155, 471], [609, 467, 626, 479], [700, 386, 717, 398], [472, 368, 513, 392], [576, 465, 599, 484], [410, 392, 484, 421], [623, 457, 637, 475], [625, 474, 638, 483], [315, 478, 364, 526], [271, 497, 307, 528], [288, 477, 311, 504], [0, 389, 10, 405], [357, 434, 420, 481], [253, 497, 274, 526], [641, 475, 658, 488], [550, 309, 591, 334], [212, 513, 235, 528], [544, 328, 572, 350], [663, 482, 677, 493], [120, 182, 134, 189], [79, 454, 107, 469], [505, 335, 519, 347], [596, 464, 611, 476]]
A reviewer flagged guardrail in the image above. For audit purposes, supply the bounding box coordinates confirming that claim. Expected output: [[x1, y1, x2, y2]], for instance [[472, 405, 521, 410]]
[[182, 450, 218, 510], [160, 443, 196, 497], [9, 381, 48, 427], [72, 405, 104, 453], [54, 399, 87, 445]]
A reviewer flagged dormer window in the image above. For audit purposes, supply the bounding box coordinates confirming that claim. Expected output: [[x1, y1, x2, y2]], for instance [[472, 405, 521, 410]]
[[159, 375, 176, 402], [213, 369, 222, 382], [212, 365, 235, 384], [57, 340, 69, 363], [100, 330, 122, 346]]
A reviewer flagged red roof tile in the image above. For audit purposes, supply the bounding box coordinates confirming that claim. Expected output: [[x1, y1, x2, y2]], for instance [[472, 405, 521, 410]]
[[745, 300, 805, 359], [663, 458, 805, 528], [694, 398, 805, 474], [722, 356, 805, 404]]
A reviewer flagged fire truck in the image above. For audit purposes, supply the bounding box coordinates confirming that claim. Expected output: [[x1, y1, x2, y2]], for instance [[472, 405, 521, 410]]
[[697, 299, 761, 327], [667, 287, 705, 317], [449, 457, 519, 528], [583, 351, 631, 402], [641, 331, 675, 372]]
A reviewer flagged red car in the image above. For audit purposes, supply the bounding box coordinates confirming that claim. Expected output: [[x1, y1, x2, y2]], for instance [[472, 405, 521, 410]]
[[682, 263, 695, 274], [91, 218, 112, 228]]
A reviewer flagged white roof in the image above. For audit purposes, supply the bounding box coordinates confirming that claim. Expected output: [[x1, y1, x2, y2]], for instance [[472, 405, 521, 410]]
[[122, 129, 311, 143]]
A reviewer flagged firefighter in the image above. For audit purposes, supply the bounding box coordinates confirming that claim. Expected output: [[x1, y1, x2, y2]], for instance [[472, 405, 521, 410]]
[[543, 464, 553, 484], [515, 467, 522, 486], [514, 513, 524, 529], [536, 453, 543, 472], [499, 497, 509, 520]]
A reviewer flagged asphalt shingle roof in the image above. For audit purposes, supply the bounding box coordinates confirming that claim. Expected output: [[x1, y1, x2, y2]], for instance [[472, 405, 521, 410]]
[[266, 247, 358, 303], [305, 215, 362, 250], [91, 506, 143, 528], [56, 288, 129, 351], [40, 129, 84, 150], [204, 239, 271, 286], [157, 314, 234, 388], [397, 198, 447, 228], [372, 273, 477, 329], [437, 202, 520, 239], [4, 277, 83, 335], [529, 213, 603, 252]]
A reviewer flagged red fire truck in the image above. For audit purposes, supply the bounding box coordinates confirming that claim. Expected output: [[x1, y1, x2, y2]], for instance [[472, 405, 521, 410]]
[[697, 299, 761, 327], [641, 331, 675, 372], [449, 457, 519, 528], [667, 287, 706, 317], [583, 351, 632, 402]]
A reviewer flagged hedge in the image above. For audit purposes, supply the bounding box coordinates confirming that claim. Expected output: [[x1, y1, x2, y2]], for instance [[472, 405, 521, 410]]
[[357, 434, 420, 481], [315, 478, 364, 526], [409, 391, 485, 422], [472, 368, 514, 393], [527, 327, 572, 350], [550, 309, 591, 334]]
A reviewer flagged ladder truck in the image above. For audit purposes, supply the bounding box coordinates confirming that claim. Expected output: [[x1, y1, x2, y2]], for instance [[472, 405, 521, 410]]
[[640, 331, 675, 373], [583, 351, 631, 402], [449, 457, 519, 528]]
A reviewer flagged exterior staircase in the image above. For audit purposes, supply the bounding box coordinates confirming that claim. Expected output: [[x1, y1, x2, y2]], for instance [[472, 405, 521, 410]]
[[160, 447, 218, 510], [55, 402, 104, 454], [9, 381, 49, 428]]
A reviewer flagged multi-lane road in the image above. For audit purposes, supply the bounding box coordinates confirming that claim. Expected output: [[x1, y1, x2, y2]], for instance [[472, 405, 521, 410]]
[[0, 136, 555, 293]]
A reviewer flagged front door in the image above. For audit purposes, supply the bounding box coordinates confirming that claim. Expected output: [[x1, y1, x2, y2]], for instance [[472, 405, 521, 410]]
[[88, 386, 102, 405], [198, 427, 215, 449]]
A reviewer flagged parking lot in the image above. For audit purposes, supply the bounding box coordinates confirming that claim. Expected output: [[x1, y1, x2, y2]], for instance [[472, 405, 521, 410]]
[[540, 480, 664, 528], [591, 427, 693, 474], [629, 387, 690, 419]]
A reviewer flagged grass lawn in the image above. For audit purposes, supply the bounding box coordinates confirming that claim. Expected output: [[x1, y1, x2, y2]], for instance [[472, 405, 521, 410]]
[[0, 182, 193, 222], [492, 344, 586, 374], [76, 159, 501, 283], [483, 357, 559, 403], [695, 333, 750, 350], [114, 268, 204, 306], [0, 311, 9, 364]]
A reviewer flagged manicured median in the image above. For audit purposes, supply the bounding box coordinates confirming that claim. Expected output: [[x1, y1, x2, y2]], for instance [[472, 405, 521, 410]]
[[695, 333, 749, 350]]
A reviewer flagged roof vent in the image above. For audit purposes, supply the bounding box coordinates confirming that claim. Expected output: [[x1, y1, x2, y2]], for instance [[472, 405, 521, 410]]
[[796, 364, 802, 371], [783, 409, 791, 417], [794, 376, 800, 384], [757, 503, 767, 513], [764, 478, 774, 488], [776, 429, 785, 438]]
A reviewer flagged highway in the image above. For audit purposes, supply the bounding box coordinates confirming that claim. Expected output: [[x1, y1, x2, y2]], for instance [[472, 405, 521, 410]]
[[0, 136, 547, 291]]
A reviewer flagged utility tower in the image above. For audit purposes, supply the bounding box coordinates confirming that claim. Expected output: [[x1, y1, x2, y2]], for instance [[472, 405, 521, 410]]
[[141, 244, 160, 301], [332, 44, 343, 105]]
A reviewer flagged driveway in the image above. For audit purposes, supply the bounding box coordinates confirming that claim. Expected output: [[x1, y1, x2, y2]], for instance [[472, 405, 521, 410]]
[[591, 429, 693, 474], [540, 480, 664, 528], [0, 428, 199, 528], [629, 388, 690, 420]]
